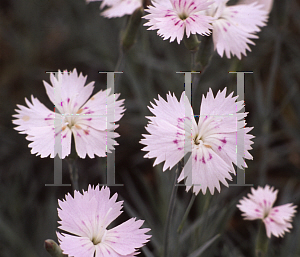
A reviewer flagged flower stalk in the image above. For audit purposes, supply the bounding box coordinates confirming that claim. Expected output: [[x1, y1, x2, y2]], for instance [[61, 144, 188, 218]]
[[255, 222, 269, 257], [66, 156, 78, 192], [163, 163, 181, 257], [196, 35, 213, 72], [121, 7, 144, 52], [177, 193, 196, 234]]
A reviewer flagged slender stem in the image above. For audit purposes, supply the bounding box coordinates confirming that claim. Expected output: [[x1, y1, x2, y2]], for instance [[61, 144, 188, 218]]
[[255, 222, 269, 257], [115, 49, 124, 72], [191, 51, 196, 71], [114, 49, 124, 93], [66, 158, 79, 192], [163, 164, 180, 257], [177, 193, 196, 234]]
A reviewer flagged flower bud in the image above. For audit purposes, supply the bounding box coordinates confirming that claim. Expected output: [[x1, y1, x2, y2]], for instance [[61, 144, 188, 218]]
[[44, 239, 67, 257]]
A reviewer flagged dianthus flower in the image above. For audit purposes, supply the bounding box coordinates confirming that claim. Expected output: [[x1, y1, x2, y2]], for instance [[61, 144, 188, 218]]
[[237, 185, 297, 238], [57, 185, 151, 257], [13, 69, 125, 158], [143, 0, 213, 43], [207, 0, 268, 59], [140, 88, 254, 195]]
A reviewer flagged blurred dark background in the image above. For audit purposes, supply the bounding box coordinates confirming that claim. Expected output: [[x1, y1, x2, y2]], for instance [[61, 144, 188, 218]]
[[0, 0, 300, 256]]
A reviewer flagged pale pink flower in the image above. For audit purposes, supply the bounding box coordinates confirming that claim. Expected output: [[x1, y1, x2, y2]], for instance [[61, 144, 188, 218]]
[[143, 0, 213, 44], [57, 185, 151, 257], [13, 69, 125, 159], [237, 185, 297, 238], [86, 0, 142, 18], [207, 0, 268, 59], [140, 88, 254, 195]]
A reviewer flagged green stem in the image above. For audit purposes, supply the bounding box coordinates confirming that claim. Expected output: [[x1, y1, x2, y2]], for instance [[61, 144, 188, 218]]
[[114, 49, 124, 93], [121, 7, 143, 52], [255, 222, 269, 257], [177, 193, 196, 234], [66, 157, 79, 192], [163, 164, 180, 257], [191, 51, 196, 71], [115, 49, 124, 73]]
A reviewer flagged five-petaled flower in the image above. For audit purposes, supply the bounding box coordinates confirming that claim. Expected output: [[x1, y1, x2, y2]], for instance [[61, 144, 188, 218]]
[[12, 69, 125, 159], [237, 185, 297, 238], [206, 0, 268, 59], [143, 0, 213, 43], [86, 0, 143, 18], [140, 88, 254, 195], [57, 185, 151, 257]]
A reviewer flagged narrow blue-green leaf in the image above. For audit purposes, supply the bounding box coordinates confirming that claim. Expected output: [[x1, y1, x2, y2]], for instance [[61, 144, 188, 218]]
[[187, 234, 220, 257]]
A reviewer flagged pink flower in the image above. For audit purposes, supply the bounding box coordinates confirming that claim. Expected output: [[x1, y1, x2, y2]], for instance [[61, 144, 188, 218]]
[[12, 69, 125, 158], [237, 185, 297, 238], [57, 185, 151, 257], [207, 0, 268, 59], [143, 0, 213, 44], [140, 88, 254, 195], [86, 0, 143, 18]]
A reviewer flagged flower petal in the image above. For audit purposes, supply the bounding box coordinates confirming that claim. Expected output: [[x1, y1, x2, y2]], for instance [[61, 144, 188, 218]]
[[57, 233, 95, 257], [264, 215, 293, 238], [105, 218, 151, 255], [178, 147, 233, 194], [78, 89, 125, 131], [58, 187, 123, 238], [212, 3, 268, 59], [43, 68, 95, 114], [12, 96, 71, 158], [237, 0, 273, 13], [101, 0, 142, 18], [140, 92, 196, 171], [72, 125, 118, 158]]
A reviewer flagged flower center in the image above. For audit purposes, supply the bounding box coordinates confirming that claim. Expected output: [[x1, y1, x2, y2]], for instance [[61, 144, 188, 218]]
[[63, 114, 77, 129], [179, 12, 188, 20], [91, 228, 107, 245], [193, 134, 212, 148], [193, 134, 201, 145], [261, 200, 272, 218]]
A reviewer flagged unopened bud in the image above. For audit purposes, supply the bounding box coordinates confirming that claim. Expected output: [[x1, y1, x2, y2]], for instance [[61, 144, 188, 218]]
[[44, 239, 67, 257], [183, 34, 200, 52]]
